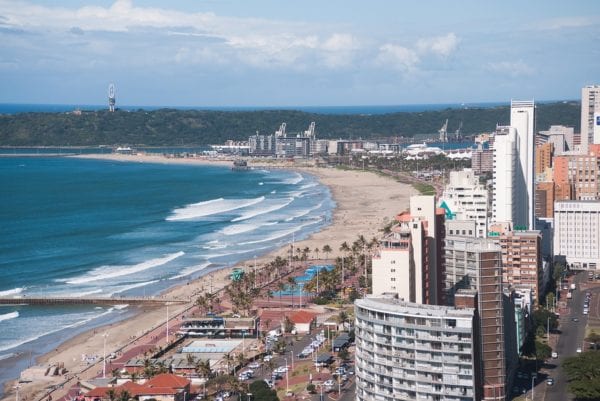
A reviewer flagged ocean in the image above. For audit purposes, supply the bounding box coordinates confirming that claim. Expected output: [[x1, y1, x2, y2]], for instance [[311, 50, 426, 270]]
[[0, 156, 333, 391]]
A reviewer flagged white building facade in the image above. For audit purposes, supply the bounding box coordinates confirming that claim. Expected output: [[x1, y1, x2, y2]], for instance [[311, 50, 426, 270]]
[[510, 100, 536, 230], [441, 168, 489, 237], [581, 85, 600, 152], [492, 126, 519, 225], [554, 200, 600, 270], [354, 296, 478, 401]]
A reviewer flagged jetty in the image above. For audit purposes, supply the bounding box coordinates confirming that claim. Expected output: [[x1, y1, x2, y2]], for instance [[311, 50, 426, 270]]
[[0, 296, 187, 306]]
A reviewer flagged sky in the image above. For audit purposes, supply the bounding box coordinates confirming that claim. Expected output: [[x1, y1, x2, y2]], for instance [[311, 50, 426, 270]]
[[0, 0, 599, 107]]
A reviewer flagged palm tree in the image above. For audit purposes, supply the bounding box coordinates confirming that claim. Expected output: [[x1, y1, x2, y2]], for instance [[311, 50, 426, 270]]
[[323, 244, 332, 260], [106, 389, 117, 401], [111, 368, 122, 379], [195, 359, 212, 379], [223, 352, 234, 374], [118, 390, 131, 401], [287, 276, 297, 308], [235, 352, 246, 371], [277, 280, 286, 311], [314, 247, 320, 260]]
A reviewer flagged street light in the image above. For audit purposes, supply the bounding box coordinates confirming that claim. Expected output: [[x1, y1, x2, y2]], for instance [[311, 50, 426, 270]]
[[284, 357, 289, 392], [102, 332, 108, 378], [15, 384, 20, 401], [290, 350, 294, 371], [531, 376, 535, 401]]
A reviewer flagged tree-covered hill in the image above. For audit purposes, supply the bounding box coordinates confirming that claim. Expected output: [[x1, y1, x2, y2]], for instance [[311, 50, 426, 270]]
[[0, 101, 580, 146]]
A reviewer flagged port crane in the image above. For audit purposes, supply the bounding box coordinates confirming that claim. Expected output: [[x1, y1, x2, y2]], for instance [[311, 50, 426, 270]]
[[455, 121, 463, 141], [438, 119, 448, 142]]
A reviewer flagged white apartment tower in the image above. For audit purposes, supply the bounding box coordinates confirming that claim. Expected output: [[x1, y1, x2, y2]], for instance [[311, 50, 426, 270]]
[[510, 100, 535, 229], [581, 85, 600, 151], [492, 126, 520, 225], [441, 168, 489, 237]]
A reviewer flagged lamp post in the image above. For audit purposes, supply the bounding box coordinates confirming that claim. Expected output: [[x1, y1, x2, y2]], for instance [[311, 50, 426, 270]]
[[166, 303, 170, 344], [547, 317, 550, 342], [102, 332, 108, 378], [284, 357, 289, 392], [15, 384, 20, 401], [290, 350, 294, 371], [531, 376, 535, 401]]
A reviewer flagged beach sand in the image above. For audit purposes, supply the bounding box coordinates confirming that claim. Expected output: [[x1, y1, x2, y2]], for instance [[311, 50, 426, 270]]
[[1, 154, 417, 401]]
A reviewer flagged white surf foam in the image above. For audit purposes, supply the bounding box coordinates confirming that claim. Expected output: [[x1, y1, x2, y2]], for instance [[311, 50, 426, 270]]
[[0, 311, 19, 323], [0, 287, 25, 297], [285, 201, 324, 222], [170, 262, 211, 280], [106, 280, 160, 297], [232, 198, 294, 222], [221, 223, 263, 236], [63, 252, 185, 285], [167, 196, 265, 221], [238, 219, 321, 246], [280, 172, 304, 185]]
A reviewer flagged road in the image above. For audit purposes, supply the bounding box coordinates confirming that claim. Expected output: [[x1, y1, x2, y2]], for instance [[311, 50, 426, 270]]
[[543, 271, 590, 401]]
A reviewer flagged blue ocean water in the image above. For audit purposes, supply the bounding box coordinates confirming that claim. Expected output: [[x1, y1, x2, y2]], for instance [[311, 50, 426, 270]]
[[0, 156, 333, 389]]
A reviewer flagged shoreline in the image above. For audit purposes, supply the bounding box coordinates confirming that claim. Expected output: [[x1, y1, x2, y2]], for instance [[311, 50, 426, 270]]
[[1, 153, 417, 401]]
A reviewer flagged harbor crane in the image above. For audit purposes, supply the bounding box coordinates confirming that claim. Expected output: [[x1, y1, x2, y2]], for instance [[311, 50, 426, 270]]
[[455, 121, 463, 141], [438, 119, 449, 142]]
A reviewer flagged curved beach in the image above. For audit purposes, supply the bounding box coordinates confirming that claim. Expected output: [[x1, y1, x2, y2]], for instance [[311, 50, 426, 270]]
[[1, 154, 418, 401]]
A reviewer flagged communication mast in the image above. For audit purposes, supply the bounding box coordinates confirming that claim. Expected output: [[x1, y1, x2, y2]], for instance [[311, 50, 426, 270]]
[[108, 83, 116, 112]]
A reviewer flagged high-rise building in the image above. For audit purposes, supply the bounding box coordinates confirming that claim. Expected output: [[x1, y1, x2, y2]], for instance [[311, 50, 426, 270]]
[[440, 168, 490, 238], [534, 142, 553, 182], [510, 100, 535, 229], [371, 195, 445, 304], [554, 200, 600, 270], [580, 85, 600, 152], [492, 126, 521, 225], [538, 125, 575, 155], [354, 296, 480, 401], [472, 145, 494, 175], [443, 235, 508, 400]]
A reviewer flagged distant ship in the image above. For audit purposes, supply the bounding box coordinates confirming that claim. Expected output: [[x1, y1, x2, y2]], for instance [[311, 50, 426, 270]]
[[232, 159, 250, 171]]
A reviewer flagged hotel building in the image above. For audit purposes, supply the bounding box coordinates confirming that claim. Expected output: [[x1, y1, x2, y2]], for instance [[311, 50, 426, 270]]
[[492, 126, 521, 226], [554, 200, 600, 270], [354, 296, 479, 401]]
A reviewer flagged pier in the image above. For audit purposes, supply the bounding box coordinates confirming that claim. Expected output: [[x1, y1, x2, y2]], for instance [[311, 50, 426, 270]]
[[0, 296, 187, 306]]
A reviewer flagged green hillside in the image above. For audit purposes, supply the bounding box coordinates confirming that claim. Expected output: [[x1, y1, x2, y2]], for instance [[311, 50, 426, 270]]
[[0, 101, 580, 146]]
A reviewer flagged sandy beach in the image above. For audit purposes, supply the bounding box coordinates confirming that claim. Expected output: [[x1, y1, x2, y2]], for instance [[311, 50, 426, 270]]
[[1, 153, 417, 401]]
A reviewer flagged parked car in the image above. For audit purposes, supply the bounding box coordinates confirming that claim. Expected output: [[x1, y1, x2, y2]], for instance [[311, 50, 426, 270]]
[[577, 347, 582, 353], [546, 378, 554, 386], [323, 379, 335, 387], [551, 351, 558, 359]]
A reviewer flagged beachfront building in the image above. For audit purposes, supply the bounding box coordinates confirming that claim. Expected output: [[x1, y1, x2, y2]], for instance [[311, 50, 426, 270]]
[[248, 133, 276, 156], [440, 168, 489, 238], [580, 85, 600, 152], [371, 195, 445, 305], [538, 125, 575, 155], [177, 316, 256, 338], [443, 234, 511, 400], [354, 295, 480, 401], [554, 200, 600, 270]]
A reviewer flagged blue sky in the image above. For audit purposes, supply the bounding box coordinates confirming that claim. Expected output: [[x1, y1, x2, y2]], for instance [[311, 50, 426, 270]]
[[0, 0, 599, 107]]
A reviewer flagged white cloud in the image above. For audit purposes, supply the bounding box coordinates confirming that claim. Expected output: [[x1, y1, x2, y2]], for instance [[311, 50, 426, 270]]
[[487, 60, 535, 77], [376, 44, 419, 72], [533, 16, 599, 31], [416, 32, 459, 58]]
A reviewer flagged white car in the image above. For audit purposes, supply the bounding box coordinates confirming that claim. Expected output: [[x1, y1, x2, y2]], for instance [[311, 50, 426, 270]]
[[551, 352, 558, 359], [263, 355, 273, 362], [323, 379, 335, 387], [248, 362, 261, 369], [577, 347, 582, 353]]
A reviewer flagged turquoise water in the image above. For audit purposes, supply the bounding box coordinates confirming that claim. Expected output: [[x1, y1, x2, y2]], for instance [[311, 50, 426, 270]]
[[0, 156, 333, 389]]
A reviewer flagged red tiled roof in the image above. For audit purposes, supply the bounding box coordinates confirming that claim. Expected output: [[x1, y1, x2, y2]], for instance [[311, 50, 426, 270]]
[[290, 310, 315, 324], [145, 373, 190, 389], [118, 382, 147, 395], [135, 387, 179, 395], [84, 387, 111, 398]]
